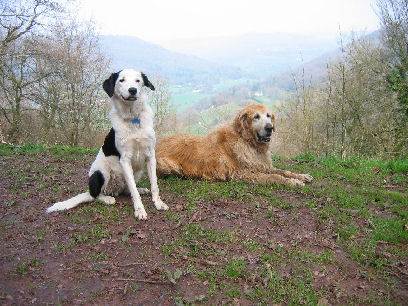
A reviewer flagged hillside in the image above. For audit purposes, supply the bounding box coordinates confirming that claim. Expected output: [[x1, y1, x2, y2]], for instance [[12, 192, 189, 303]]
[[100, 35, 245, 86], [160, 32, 340, 78], [0, 144, 407, 304], [183, 30, 381, 116]]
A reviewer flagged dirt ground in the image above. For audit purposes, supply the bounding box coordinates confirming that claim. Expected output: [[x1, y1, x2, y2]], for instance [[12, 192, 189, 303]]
[[0, 148, 407, 305]]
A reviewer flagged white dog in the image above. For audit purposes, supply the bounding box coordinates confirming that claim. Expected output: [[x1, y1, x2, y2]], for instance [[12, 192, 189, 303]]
[[46, 69, 168, 220]]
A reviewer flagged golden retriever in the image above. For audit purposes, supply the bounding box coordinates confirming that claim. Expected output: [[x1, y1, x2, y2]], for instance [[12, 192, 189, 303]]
[[156, 103, 313, 186]]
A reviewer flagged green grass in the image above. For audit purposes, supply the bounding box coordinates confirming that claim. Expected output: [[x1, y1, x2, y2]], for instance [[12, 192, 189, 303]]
[[2, 143, 407, 303], [170, 91, 211, 111], [16, 259, 42, 276], [169, 85, 210, 112], [372, 217, 408, 243], [224, 259, 246, 279], [71, 224, 110, 245], [0, 143, 98, 157]]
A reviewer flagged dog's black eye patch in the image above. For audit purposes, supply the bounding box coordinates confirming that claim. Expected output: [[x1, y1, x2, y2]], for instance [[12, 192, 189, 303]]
[[254, 114, 260, 120]]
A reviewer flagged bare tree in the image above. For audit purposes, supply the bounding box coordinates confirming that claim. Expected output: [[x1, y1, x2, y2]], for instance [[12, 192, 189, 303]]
[[31, 20, 111, 146], [0, 39, 41, 141], [0, 0, 63, 51], [147, 77, 176, 138], [277, 34, 402, 158], [376, 0, 408, 152]]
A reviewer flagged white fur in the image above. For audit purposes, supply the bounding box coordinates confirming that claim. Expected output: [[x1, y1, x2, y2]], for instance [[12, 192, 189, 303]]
[[46, 69, 168, 220]]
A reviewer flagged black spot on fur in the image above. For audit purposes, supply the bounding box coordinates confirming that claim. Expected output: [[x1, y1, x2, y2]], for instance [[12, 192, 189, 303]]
[[141, 72, 155, 91], [103, 72, 120, 97], [102, 128, 120, 157], [89, 170, 104, 198]]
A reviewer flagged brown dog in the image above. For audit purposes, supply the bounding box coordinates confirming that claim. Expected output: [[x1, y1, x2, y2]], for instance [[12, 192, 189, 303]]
[[156, 103, 313, 186]]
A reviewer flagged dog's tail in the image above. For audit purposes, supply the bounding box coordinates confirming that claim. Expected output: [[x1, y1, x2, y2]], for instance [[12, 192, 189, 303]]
[[46, 192, 94, 213]]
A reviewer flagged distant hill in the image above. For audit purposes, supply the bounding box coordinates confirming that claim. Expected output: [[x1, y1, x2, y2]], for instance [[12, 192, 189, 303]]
[[159, 32, 341, 78], [182, 30, 381, 115], [100, 35, 245, 85]]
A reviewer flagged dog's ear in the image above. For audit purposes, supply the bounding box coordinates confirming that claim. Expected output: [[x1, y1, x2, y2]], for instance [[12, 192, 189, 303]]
[[103, 72, 119, 97], [233, 109, 249, 135], [141, 72, 155, 91]]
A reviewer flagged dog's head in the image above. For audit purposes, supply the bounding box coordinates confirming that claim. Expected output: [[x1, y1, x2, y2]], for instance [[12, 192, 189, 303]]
[[103, 69, 155, 101], [233, 103, 275, 146]]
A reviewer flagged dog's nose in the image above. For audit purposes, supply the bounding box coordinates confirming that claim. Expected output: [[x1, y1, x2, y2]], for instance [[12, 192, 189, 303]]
[[265, 123, 273, 135], [128, 87, 137, 96]]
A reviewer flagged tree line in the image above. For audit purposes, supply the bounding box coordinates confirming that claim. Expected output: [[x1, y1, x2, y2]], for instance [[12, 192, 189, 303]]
[[276, 0, 407, 159], [1, 0, 406, 159]]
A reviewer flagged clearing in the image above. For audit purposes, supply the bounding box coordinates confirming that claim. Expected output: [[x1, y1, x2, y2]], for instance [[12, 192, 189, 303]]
[[0, 144, 407, 305]]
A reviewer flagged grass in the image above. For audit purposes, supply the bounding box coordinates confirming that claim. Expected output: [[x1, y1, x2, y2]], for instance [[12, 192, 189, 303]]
[[2, 143, 407, 304], [71, 224, 110, 245], [0, 142, 98, 156], [16, 259, 42, 276], [162, 153, 407, 303]]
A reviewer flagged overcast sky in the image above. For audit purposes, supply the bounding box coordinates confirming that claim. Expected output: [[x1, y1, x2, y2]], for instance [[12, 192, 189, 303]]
[[77, 0, 380, 42]]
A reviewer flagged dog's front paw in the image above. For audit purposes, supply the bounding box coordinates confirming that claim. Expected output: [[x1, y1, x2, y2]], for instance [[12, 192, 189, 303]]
[[98, 195, 115, 205], [154, 199, 169, 211], [299, 174, 314, 183], [288, 178, 305, 187], [137, 188, 150, 195], [134, 207, 147, 220]]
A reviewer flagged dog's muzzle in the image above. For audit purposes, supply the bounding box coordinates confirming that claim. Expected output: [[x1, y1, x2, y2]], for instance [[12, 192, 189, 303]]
[[123, 95, 137, 101], [257, 133, 271, 142], [257, 124, 274, 143], [122, 87, 138, 101]]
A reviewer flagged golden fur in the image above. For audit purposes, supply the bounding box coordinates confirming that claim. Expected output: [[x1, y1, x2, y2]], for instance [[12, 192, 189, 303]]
[[156, 103, 313, 186]]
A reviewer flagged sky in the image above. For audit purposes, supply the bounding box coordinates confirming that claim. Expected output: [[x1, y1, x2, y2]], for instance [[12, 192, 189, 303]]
[[77, 0, 380, 43]]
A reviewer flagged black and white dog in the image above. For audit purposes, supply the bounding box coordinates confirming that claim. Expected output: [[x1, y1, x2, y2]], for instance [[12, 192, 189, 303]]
[[46, 69, 168, 220]]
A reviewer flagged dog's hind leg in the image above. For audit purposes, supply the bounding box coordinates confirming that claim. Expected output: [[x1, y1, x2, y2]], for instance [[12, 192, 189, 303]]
[[46, 192, 94, 213], [156, 157, 183, 177], [89, 170, 105, 198]]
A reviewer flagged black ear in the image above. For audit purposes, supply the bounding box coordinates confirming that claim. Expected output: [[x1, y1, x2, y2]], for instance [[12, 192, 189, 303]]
[[141, 72, 155, 91], [103, 72, 119, 97]]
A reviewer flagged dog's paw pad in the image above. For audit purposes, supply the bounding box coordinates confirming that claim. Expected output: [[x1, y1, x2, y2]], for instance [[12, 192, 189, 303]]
[[137, 188, 150, 195], [134, 208, 147, 220], [155, 200, 169, 211]]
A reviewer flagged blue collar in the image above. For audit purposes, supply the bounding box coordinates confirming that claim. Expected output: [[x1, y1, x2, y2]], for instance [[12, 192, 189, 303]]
[[132, 118, 141, 124]]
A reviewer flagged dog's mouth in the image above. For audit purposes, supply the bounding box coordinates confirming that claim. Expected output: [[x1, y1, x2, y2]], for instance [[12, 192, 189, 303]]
[[257, 133, 271, 143], [122, 95, 137, 101]]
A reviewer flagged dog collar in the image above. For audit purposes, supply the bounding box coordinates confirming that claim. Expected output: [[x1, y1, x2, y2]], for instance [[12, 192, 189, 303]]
[[132, 118, 141, 124]]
